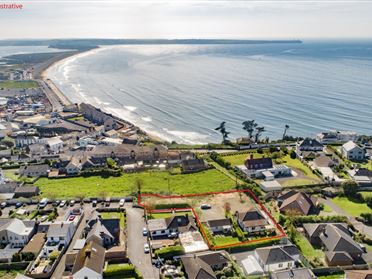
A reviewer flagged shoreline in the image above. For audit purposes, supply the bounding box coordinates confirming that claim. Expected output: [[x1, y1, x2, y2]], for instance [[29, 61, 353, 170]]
[[39, 47, 167, 144]]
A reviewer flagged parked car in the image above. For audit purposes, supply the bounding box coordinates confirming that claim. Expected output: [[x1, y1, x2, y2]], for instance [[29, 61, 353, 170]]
[[119, 199, 125, 207], [38, 198, 49, 209], [69, 200, 75, 207], [52, 200, 60, 207], [92, 200, 97, 207], [144, 243, 150, 253], [200, 204, 212, 210], [105, 198, 110, 207], [15, 202, 23, 209], [0, 202, 7, 209], [60, 200, 66, 207], [168, 232, 178, 238], [143, 227, 148, 236], [40, 215, 48, 222], [68, 215, 76, 221]]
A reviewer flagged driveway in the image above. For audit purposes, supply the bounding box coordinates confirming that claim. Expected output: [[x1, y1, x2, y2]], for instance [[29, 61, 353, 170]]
[[319, 197, 372, 239], [126, 206, 158, 279]]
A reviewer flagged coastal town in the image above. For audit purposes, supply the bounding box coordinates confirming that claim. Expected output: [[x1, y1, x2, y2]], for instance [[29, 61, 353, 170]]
[[0, 49, 371, 279]]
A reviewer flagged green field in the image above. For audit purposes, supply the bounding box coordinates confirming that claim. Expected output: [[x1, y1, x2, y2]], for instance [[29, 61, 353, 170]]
[[332, 196, 371, 217], [281, 178, 320, 187], [0, 80, 38, 89], [35, 169, 236, 198], [359, 160, 372, 171], [221, 152, 262, 166], [361, 192, 372, 199], [213, 235, 240, 246]]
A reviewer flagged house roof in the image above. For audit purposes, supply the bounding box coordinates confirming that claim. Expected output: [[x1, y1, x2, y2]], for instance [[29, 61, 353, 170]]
[[21, 233, 45, 254], [0, 218, 35, 236], [197, 251, 229, 266], [19, 164, 50, 174], [325, 251, 353, 263], [320, 224, 364, 254], [345, 270, 372, 279], [245, 157, 273, 170], [47, 222, 73, 238], [72, 241, 105, 275], [207, 218, 232, 228], [14, 186, 39, 194], [255, 245, 298, 265], [298, 138, 324, 149], [237, 208, 268, 228], [181, 254, 218, 279], [343, 141, 362, 152], [279, 192, 316, 215], [303, 223, 349, 239], [86, 218, 120, 244]]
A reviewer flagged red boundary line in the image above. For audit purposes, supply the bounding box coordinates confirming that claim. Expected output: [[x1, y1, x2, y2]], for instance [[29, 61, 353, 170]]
[[138, 189, 286, 250]]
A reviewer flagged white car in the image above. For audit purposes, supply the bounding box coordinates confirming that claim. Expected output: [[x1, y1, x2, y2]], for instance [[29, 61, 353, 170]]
[[60, 200, 66, 207], [144, 243, 150, 253], [142, 227, 148, 236], [119, 199, 125, 207]]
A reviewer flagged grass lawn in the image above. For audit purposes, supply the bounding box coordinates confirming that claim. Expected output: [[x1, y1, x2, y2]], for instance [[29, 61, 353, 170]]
[[103, 263, 140, 279], [35, 169, 236, 198], [3, 169, 20, 181], [278, 155, 319, 180], [0, 80, 38, 89], [332, 196, 371, 217], [99, 212, 126, 228], [0, 270, 24, 279], [213, 235, 240, 246], [221, 152, 262, 166], [281, 178, 320, 187], [148, 211, 190, 219], [318, 274, 344, 279], [360, 191, 372, 199], [321, 203, 333, 213], [293, 233, 324, 263]]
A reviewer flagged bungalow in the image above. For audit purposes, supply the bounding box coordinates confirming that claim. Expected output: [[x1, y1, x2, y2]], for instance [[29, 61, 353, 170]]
[[181, 158, 208, 173], [147, 214, 197, 238], [242, 155, 291, 179], [303, 223, 365, 266], [39, 136, 64, 153], [71, 241, 105, 279], [278, 191, 317, 216], [235, 208, 269, 233], [181, 251, 230, 279], [206, 219, 232, 234], [254, 245, 300, 273], [348, 168, 372, 186], [342, 141, 365, 161], [19, 164, 50, 177], [0, 218, 35, 248]]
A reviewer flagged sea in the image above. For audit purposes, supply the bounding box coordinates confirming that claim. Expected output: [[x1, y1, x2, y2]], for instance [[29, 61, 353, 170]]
[[13, 41, 372, 144]]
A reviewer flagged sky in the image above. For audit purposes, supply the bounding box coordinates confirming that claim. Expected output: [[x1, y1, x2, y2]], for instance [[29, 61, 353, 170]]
[[0, 0, 372, 39]]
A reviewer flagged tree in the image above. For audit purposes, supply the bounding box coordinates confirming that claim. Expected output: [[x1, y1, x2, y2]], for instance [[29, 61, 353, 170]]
[[133, 178, 144, 194], [342, 180, 358, 197], [242, 120, 257, 140], [49, 251, 60, 262], [283, 124, 290, 140], [215, 122, 230, 144], [254, 126, 266, 143], [106, 157, 117, 169]]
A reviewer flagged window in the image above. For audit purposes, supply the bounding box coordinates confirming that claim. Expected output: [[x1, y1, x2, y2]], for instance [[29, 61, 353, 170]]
[[278, 263, 283, 268]]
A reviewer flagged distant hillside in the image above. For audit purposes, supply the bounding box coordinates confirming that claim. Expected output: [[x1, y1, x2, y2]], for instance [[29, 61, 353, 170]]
[[0, 39, 302, 50]]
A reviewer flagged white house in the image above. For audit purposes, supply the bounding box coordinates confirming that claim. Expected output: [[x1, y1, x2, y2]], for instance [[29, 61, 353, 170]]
[[316, 130, 357, 144], [39, 137, 64, 153], [0, 219, 35, 248], [43, 222, 74, 257], [206, 219, 232, 234], [254, 245, 300, 272], [342, 141, 365, 161], [235, 209, 271, 234]]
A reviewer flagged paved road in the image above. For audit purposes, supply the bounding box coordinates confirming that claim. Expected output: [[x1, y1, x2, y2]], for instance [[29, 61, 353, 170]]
[[126, 207, 158, 279], [320, 197, 372, 239], [38, 79, 65, 112]]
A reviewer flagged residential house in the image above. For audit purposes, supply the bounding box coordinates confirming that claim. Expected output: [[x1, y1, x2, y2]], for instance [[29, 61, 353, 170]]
[[342, 141, 365, 161], [39, 137, 64, 153], [316, 130, 357, 144], [254, 245, 300, 272], [21, 233, 46, 258], [147, 214, 197, 238], [71, 241, 105, 279], [85, 213, 120, 248], [181, 158, 208, 173], [242, 155, 291, 179], [43, 222, 74, 257], [19, 164, 50, 177], [181, 251, 230, 279], [15, 135, 38, 148], [235, 208, 270, 233], [278, 191, 317, 216], [345, 270, 372, 279], [206, 219, 232, 234], [348, 168, 372, 186], [303, 223, 365, 266], [296, 139, 324, 158], [14, 186, 40, 198], [270, 268, 317, 279], [0, 219, 35, 248]]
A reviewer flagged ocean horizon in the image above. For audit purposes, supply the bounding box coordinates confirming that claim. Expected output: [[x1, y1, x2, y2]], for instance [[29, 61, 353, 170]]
[[42, 40, 372, 144]]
